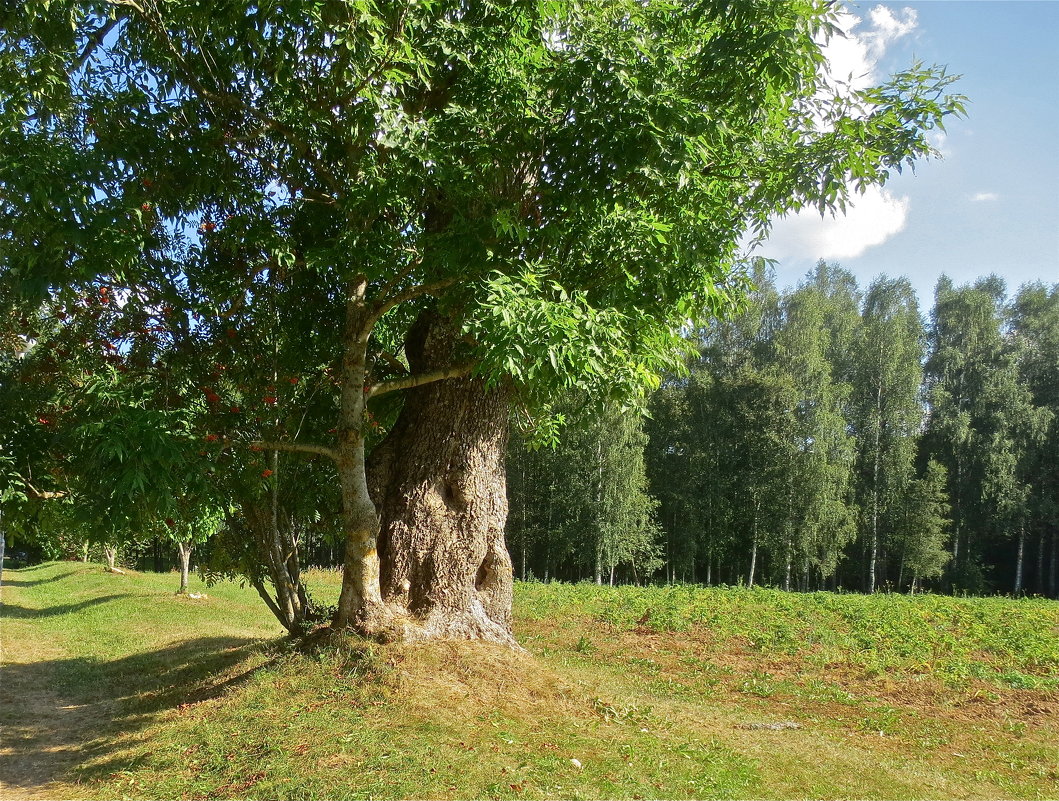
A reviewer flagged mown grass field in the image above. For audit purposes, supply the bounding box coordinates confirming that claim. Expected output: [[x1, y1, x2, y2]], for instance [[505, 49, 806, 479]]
[[1, 562, 1057, 800]]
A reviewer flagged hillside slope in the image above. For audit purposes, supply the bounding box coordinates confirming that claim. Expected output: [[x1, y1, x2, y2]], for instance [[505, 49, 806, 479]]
[[1, 563, 1056, 800]]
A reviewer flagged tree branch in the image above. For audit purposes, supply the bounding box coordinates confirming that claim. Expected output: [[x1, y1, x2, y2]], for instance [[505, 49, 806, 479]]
[[252, 440, 338, 463], [73, 19, 118, 73], [361, 277, 456, 341], [105, 0, 345, 194], [25, 481, 66, 500], [367, 360, 476, 400], [104, 0, 145, 13], [374, 348, 409, 376], [373, 254, 423, 302]]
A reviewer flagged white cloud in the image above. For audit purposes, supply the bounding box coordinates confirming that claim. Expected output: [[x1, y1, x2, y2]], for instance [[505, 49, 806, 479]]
[[822, 5, 918, 93], [760, 186, 910, 262], [926, 130, 951, 157], [752, 6, 919, 265], [970, 191, 999, 202], [865, 6, 919, 57]]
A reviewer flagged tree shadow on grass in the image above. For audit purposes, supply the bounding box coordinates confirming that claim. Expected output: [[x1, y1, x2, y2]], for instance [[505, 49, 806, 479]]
[[1, 570, 83, 588], [0, 635, 283, 797], [6, 562, 86, 573], [0, 595, 131, 618]]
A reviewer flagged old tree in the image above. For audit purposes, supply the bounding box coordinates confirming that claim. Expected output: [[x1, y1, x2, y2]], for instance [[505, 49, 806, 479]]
[[1, 1, 962, 642]]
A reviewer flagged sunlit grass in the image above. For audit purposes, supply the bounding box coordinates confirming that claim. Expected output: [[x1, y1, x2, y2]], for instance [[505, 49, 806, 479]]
[[2, 563, 1057, 800], [517, 582, 1059, 689]]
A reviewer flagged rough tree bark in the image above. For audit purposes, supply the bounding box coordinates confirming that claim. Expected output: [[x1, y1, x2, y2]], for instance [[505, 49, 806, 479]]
[[366, 312, 515, 645]]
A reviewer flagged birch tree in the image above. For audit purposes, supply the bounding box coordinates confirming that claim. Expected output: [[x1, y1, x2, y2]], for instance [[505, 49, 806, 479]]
[[851, 276, 924, 591]]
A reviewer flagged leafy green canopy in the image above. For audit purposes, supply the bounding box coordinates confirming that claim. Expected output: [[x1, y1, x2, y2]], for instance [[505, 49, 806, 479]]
[[2, 1, 964, 409]]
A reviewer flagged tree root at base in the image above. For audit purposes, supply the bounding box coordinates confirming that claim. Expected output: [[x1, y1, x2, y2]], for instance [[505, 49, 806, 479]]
[[316, 600, 521, 649]]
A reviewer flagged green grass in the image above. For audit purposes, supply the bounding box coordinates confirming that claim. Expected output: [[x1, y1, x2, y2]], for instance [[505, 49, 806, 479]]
[[519, 582, 1059, 689], [2, 563, 1057, 800]]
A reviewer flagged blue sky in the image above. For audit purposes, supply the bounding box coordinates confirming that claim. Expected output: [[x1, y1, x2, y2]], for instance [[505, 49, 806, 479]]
[[754, 1, 1059, 306]]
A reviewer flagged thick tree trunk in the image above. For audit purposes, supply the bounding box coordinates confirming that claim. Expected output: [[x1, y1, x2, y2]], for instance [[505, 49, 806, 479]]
[[331, 286, 387, 633], [366, 313, 515, 644], [370, 380, 513, 642], [333, 436, 386, 629], [176, 540, 192, 594]]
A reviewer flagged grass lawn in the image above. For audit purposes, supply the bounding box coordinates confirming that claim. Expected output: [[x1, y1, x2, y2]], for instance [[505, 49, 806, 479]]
[[1, 562, 1057, 800]]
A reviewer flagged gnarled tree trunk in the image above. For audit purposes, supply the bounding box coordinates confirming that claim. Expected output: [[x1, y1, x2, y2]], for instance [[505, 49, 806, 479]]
[[367, 313, 515, 644]]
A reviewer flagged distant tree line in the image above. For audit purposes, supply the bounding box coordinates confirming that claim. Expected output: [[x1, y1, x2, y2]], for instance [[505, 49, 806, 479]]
[[507, 263, 1058, 597]]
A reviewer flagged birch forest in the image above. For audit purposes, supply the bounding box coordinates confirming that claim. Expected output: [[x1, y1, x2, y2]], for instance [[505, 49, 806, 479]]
[[507, 263, 1059, 597]]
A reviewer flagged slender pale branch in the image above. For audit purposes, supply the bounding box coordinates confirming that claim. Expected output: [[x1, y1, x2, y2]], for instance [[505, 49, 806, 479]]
[[252, 440, 338, 463], [373, 255, 423, 303], [25, 481, 66, 500], [367, 360, 476, 400]]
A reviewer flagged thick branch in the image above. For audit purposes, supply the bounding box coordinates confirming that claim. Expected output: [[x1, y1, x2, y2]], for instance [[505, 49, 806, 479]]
[[252, 440, 338, 463], [367, 361, 476, 400], [361, 277, 456, 341], [73, 19, 118, 73], [375, 348, 409, 376]]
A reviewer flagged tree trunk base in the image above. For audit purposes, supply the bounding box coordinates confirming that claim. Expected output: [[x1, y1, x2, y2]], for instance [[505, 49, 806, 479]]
[[334, 600, 520, 648]]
